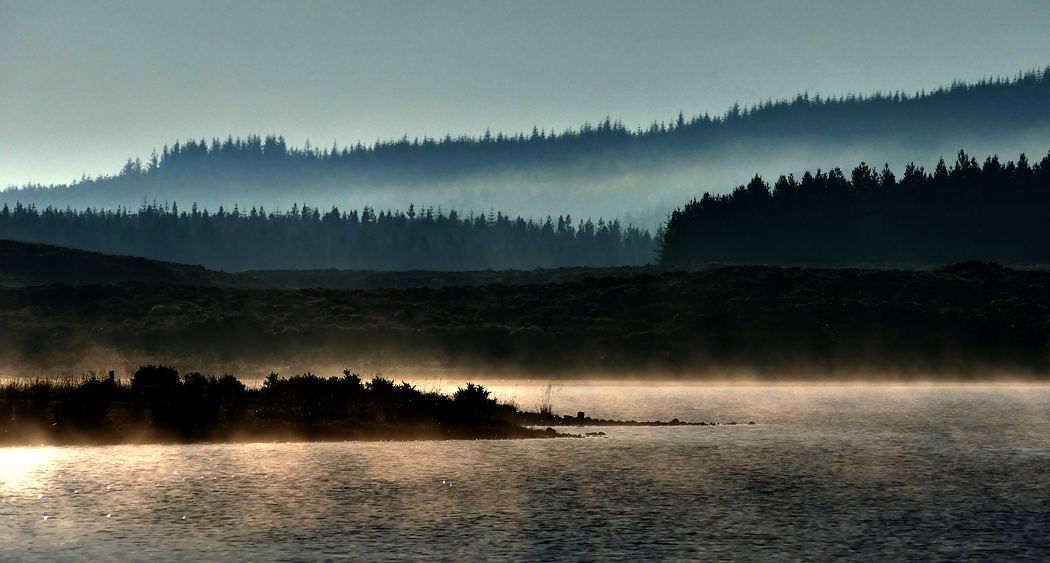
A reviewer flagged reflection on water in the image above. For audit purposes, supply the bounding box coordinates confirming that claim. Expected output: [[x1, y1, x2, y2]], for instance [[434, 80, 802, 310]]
[[2, 384, 1050, 561]]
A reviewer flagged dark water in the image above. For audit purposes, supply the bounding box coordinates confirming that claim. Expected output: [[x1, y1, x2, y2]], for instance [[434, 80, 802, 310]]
[[2, 384, 1050, 561]]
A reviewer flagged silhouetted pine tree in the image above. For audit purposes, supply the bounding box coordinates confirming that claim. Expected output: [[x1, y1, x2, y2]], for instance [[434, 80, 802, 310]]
[[659, 150, 1050, 266]]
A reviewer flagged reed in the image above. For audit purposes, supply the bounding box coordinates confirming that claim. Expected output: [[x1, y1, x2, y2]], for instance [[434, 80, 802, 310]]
[[538, 381, 557, 416]]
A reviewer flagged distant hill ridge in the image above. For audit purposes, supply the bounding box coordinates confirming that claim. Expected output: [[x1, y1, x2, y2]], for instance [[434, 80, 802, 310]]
[[0, 239, 270, 289], [0, 239, 661, 290], [5, 68, 1048, 197]]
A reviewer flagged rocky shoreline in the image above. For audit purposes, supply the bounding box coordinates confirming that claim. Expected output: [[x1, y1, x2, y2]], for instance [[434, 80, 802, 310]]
[[514, 411, 755, 428]]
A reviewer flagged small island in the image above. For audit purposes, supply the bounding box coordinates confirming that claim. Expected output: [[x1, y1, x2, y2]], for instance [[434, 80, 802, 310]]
[[0, 366, 708, 446]]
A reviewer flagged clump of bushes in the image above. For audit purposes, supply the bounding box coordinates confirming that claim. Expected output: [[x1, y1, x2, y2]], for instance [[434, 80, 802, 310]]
[[0, 375, 130, 432], [0, 365, 507, 440], [258, 370, 506, 425], [131, 365, 247, 434]]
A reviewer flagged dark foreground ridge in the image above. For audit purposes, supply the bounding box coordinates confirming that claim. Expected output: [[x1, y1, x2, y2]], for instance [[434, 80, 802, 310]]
[[2, 259, 1050, 377], [0, 366, 706, 446], [0, 239, 270, 289], [0, 238, 666, 290], [245, 265, 668, 290]]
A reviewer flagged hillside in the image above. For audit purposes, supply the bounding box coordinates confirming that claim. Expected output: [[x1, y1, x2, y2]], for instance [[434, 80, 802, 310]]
[[2, 261, 1048, 378], [245, 265, 666, 290], [0, 239, 271, 289], [5, 69, 1049, 222], [13, 70, 1050, 188]]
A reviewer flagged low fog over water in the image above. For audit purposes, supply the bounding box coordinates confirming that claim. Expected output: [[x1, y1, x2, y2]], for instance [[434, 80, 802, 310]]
[[3, 384, 1049, 561], [5, 2, 1050, 560]]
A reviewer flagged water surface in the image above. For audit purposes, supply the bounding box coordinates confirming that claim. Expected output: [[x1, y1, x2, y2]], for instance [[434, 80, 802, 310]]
[[2, 384, 1049, 561]]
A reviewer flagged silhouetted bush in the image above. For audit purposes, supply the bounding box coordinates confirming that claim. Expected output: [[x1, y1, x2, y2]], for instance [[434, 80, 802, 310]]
[[131, 365, 180, 396], [453, 383, 495, 424], [261, 370, 363, 420], [56, 378, 114, 430], [178, 372, 247, 433], [258, 372, 502, 426], [131, 364, 183, 427]]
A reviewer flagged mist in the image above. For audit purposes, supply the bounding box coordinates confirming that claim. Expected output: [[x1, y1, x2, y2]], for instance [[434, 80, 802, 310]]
[[4, 131, 1047, 235], [6, 71, 1049, 234]]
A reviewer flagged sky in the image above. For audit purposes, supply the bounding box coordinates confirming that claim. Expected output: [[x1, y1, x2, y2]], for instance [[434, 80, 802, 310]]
[[2, 0, 1050, 189]]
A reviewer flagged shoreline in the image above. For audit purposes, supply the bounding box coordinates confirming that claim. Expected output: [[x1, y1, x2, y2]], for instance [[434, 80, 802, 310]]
[[0, 421, 566, 448], [0, 365, 717, 447], [0, 417, 732, 448]]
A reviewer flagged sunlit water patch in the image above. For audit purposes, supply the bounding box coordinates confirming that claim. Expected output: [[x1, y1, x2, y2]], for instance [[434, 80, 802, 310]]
[[2, 385, 1050, 561]]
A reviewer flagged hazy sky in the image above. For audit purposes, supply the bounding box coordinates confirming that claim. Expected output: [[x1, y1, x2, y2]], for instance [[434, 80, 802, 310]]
[[2, 0, 1050, 188]]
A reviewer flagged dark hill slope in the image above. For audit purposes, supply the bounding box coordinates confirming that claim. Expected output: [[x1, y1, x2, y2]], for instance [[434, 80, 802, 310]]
[[0, 239, 272, 289], [2, 261, 1048, 377], [245, 265, 668, 290]]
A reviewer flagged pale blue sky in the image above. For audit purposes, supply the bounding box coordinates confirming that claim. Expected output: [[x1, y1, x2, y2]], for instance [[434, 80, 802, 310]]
[[2, 0, 1049, 188]]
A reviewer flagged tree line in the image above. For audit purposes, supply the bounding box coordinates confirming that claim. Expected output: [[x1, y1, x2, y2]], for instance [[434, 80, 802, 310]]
[[0, 201, 654, 271], [6, 68, 1048, 196], [659, 150, 1050, 266]]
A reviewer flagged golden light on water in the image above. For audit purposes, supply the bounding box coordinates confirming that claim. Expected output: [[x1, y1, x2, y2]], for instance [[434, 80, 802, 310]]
[[0, 447, 52, 469], [2, 384, 1050, 560], [0, 447, 60, 488]]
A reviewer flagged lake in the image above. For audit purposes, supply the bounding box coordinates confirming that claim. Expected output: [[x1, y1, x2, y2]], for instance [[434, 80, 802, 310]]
[[2, 383, 1049, 561]]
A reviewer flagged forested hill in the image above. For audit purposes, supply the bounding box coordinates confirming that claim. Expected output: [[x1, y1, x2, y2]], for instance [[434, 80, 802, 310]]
[[0, 203, 654, 271], [5, 69, 1049, 203], [659, 150, 1050, 267]]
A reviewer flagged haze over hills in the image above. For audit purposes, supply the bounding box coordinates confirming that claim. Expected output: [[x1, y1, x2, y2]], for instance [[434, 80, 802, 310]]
[[5, 69, 1049, 230], [7, 149, 1050, 271], [7, 4, 1050, 559]]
